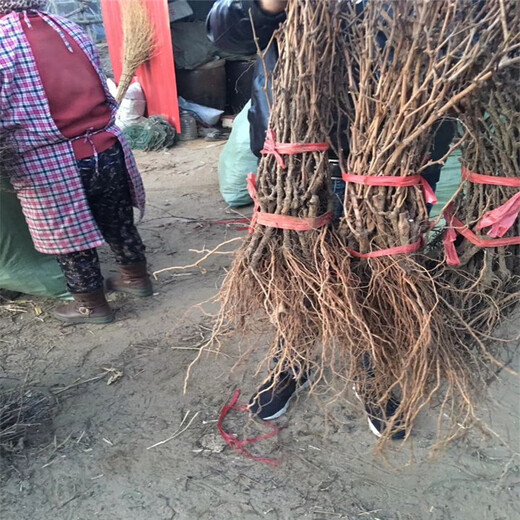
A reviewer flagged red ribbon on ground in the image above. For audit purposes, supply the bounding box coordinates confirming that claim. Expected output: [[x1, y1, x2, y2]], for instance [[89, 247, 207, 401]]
[[342, 172, 438, 205], [261, 130, 330, 169], [461, 166, 520, 238], [247, 173, 333, 232], [217, 390, 281, 467], [443, 203, 520, 266]]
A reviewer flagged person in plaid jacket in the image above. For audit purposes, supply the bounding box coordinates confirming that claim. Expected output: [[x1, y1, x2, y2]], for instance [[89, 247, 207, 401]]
[[0, 0, 153, 324]]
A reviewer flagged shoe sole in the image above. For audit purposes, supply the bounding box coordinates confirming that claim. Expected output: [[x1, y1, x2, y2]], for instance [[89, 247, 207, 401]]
[[353, 385, 383, 438], [53, 314, 115, 325], [259, 379, 311, 421], [106, 286, 153, 298]]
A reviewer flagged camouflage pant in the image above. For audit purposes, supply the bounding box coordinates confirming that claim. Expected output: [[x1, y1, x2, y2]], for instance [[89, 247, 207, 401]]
[[56, 142, 146, 294]]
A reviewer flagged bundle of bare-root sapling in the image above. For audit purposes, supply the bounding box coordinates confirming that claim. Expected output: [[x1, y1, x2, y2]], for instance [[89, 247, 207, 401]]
[[337, 0, 520, 446], [441, 66, 520, 339], [215, 0, 364, 384]]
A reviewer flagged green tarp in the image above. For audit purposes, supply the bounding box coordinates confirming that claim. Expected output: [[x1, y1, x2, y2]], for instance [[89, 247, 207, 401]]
[[0, 178, 69, 299]]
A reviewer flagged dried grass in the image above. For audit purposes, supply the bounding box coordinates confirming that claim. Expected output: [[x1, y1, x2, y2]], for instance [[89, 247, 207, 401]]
[[116, 0, 156, 103], [0, 386, 53, 455]]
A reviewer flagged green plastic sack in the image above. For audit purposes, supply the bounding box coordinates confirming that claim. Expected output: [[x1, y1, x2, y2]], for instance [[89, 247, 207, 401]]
[[218, 101, 257, 207], [0, 177, 69, 299], [430, 150, 462, 219]]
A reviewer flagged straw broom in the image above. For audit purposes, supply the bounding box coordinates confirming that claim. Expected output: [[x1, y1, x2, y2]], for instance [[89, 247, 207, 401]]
[[116, 0, 156, 104], [0, 130, 15, 176], [0, 129, 17, 189]]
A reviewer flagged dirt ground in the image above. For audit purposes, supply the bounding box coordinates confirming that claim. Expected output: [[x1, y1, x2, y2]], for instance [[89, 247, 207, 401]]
[[1, 140, 519, 520]]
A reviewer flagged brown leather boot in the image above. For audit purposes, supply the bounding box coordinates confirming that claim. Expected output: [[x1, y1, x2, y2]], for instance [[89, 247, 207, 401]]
[[105, 261, 153, 297], [53, 289, 114, 324]]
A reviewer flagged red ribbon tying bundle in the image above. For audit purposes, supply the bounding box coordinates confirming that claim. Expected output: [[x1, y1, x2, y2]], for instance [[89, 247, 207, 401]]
[[346, 238, 424, 259], [339, 171, 436, 258], [342, 172, 438, 206], [443, 203, 520, 266], [247, 173, 333, 232], [261, 130, 330, 169], [217, 390, 281, 466], [462, 167, 520, 238]]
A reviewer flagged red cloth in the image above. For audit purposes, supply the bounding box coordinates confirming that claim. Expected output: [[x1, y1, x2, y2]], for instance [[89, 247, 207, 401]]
[[21, 13, 116, 159]]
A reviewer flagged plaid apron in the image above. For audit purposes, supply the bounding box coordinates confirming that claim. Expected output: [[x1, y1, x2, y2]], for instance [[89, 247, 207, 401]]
[[0, 11, 146, 254]]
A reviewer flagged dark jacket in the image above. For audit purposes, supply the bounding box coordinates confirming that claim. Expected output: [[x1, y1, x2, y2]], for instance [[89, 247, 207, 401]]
[[206, 0, 285, 157], [206, 1, 454, 191]]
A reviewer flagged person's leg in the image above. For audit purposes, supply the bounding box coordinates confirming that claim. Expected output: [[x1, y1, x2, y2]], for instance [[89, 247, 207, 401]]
[[249, 161, 344, 421], [330, 159, 346, 222], [248, 341, 312, 420], [352, 125, 458, 437], [56, 248, 103, 294], [79, 142, 152, 297], [53, 249, 113, 324]]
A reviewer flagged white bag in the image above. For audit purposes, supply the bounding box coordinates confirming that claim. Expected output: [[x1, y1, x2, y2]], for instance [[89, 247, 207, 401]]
[[108, 79, 147, 128]]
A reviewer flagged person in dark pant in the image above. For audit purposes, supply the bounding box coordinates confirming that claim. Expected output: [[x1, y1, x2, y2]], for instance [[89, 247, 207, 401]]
[[54, 142, 152, 324], [207, 0, 455, 437], [1, 0, 152, 324]]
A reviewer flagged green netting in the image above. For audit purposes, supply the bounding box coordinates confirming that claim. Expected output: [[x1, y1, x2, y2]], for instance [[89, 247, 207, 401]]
[[123, 116, 177, 151]]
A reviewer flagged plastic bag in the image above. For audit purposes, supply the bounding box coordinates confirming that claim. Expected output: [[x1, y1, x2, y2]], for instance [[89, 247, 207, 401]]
[[218, 101, 258, 207], [108, 79, 147, 128], [0, 178, 69, 299], [429, 150, 462, 219], [178, 96, 223, 127]]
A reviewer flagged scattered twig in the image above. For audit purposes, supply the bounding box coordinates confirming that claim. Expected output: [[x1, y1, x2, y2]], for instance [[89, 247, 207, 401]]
[[146, 411, 200, 450], [152, 237, 242, 278]]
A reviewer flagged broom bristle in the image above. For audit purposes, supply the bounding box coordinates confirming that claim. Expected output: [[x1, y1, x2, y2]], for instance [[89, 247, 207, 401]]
[[0, 129, 17, 180], [116, 0, 156, 103]]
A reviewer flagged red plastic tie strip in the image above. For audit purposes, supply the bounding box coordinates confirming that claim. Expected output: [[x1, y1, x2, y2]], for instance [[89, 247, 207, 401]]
[[247, 173, 333, 232], [476, 192, 520, 238], [462, 166, 520, 188], [461, 166, 520, 238], [342, 172, 438, 206], [261, 130, 330, 169], [346, 237, 424, 259], [217, 390, 281, 467], [443, 204, 520, 266]]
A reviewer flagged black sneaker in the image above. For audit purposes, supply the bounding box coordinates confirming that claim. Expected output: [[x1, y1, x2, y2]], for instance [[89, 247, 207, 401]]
[[249, 370, 311, 421], [354, 386, 406, 440]]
